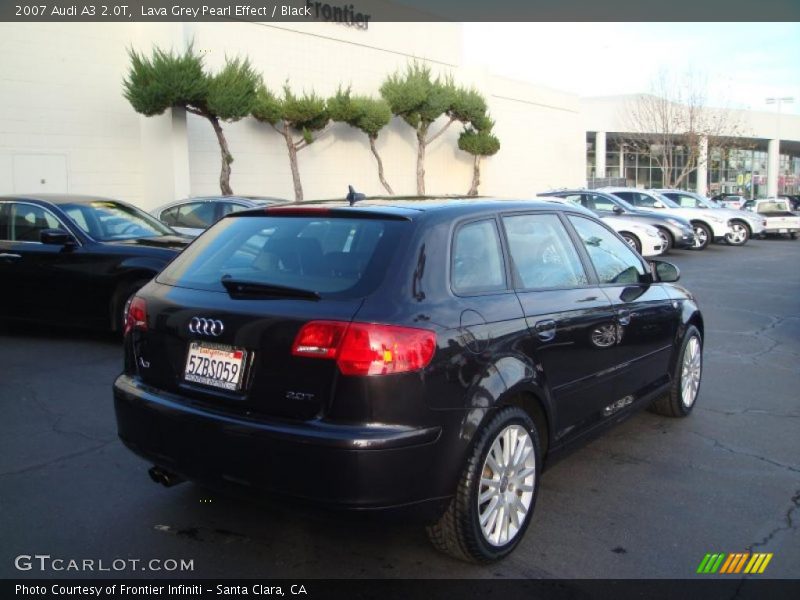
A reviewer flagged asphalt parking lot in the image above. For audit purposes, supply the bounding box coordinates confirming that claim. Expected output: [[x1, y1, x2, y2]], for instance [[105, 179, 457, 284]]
[[1, 238, 798, 580]]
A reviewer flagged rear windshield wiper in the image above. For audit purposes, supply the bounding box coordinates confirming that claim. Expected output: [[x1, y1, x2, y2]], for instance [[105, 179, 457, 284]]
[[220, 277, 321, 300]]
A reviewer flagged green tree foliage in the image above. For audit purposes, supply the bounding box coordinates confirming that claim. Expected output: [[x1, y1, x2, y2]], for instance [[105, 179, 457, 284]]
[[252, 82, 330, 203], [123, 45, 259, 196], [380, 62, 491, 194], [458, 119, 500, 197], [328, 87, 394, 194]]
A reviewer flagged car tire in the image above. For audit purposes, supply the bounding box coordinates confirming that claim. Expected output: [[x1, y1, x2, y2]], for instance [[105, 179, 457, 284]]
[[690, 222, 711, 251], [725, 221, 750, 246], [655, 227, 673, 253], [426, 406, 541, 563], [648, 325, 703, 418], [791, 232, 797, 240], [620, 232, 642, 254], [112, 278, 150, 334]]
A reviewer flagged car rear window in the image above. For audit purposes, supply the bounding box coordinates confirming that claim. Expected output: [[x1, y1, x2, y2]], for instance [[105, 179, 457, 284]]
[[757, 201, 789, 213], [157, 215, 406, 298]]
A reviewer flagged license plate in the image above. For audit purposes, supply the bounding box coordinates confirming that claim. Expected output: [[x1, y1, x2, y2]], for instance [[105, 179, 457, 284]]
[[184, 342, 246, 391], [779, 228, 788, 233]]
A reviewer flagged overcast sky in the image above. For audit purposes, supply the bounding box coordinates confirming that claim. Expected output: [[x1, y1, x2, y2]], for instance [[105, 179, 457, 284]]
[[462, 23, 800, 115]]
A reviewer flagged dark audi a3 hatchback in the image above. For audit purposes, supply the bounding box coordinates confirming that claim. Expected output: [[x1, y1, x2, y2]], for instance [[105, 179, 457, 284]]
[[114, 198, 704, 562]]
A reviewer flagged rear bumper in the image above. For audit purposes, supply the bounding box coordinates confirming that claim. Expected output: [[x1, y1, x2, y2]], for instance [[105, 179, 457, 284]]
[[113, 375, 448, 510], [763, 227, 799, 234]]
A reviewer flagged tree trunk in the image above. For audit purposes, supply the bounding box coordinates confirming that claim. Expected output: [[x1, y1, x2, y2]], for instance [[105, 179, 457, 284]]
[[369, 135, 394, 195], [283, 123, 303, 203], [467, 155, 481, 197], [209, 115, 234, 196], [416, 125, 428, 196]]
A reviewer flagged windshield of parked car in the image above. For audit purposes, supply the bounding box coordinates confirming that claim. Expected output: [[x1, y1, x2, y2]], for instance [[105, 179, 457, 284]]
[[653, 193, 681, 208], [157, 214, 405, 299], [62, 201, 175, 241], [604, 194, 638, 212]]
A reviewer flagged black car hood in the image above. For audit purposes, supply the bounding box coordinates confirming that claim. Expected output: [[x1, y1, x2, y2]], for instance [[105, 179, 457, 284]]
[[104, 235, 191, 251]]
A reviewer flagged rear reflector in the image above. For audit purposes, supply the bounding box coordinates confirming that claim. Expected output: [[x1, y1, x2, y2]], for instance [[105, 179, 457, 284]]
[[124, 296, 147, 335], [292, 321, 436, 376]]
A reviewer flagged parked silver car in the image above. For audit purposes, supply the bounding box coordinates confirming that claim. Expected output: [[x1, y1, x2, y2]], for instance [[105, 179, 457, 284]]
[[151, 196, 288, 237], [654, 189, 766, 246], [600, 187, 733, 251]]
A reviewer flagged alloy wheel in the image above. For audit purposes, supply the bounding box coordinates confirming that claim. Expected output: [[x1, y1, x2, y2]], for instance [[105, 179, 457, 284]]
[[656, 229, 671, 251], [726, 223, 748, 245], [478, 424, 536, 547], [693, 226, 708, 249], [681, 336, 702, 407]]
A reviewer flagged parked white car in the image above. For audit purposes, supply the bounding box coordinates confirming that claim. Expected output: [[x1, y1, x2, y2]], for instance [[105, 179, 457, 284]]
[[601, 187, 733, 251], [538, 195, 664, 257], [601, 216, 665, 257], [654, 189, 766, 246], [743, 199, 800, 239]]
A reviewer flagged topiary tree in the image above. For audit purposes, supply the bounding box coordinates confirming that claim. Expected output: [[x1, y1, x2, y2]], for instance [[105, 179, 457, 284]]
[[124, 45, 258, 196], [328, 87, 394, 195], [458, 116, 500, 196], [380, 62, 488, 195], [252, 82, 329, 202]]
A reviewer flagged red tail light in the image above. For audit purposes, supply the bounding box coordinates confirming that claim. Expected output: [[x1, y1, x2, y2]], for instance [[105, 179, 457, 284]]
[[292, 321, 436, 376], [124, 296, 147, 335]]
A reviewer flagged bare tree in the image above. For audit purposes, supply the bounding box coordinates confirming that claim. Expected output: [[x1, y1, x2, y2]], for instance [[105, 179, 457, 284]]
[[620, 70, 750, 189]]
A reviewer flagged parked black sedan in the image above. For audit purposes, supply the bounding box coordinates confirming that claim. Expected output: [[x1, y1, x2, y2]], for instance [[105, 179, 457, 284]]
[[0, 194, 191, 332]]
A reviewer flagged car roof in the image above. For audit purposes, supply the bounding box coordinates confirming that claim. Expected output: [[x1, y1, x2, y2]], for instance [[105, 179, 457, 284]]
[[0, 193, 125, 205], [599, 187, 658, 194], [540, 189, 607, 196], [176, 195, 286, 203], [234, 197, 580, 219]]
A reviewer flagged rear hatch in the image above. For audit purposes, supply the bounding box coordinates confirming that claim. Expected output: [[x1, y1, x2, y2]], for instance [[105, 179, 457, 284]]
[[130, 209, 410, 421]]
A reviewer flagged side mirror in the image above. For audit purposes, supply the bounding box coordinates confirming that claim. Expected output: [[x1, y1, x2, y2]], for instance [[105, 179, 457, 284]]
[[40, 228, 75, 246], [612, 205, 624, 215], [650, 260, 680, 283], [653, 200, 665, 208]]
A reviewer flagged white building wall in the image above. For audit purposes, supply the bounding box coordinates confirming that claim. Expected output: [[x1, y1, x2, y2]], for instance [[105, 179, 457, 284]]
[[0, 21, 585, 211]]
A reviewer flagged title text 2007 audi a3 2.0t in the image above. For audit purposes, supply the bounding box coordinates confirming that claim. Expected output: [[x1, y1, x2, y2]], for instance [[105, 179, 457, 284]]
[[113, 198, 704, 562]]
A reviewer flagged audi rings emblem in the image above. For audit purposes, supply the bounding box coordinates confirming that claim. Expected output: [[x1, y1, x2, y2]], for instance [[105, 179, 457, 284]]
[[189, 317, 224, 337]]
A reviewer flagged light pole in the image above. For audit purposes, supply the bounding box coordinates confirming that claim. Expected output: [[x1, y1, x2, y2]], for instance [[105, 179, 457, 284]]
[[766, 96, 794, 197]]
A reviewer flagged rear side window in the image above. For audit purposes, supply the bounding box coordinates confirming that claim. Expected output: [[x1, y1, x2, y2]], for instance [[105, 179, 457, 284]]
[[451, 219, 506, 294], [157, 215, 405, 299], [568, 216, 646, 285], [219, 202, 246, 217], [175, 202, 217, 228], [159, 206, 179, 226], [503, 214, 588, 289], [4, 203, 62, 242]]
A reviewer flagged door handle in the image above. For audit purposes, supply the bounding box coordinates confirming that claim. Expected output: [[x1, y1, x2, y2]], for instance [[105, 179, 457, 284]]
[[617, 309, 631, 326], [534, 319, 557, 341], [0, 253, 21, 260]]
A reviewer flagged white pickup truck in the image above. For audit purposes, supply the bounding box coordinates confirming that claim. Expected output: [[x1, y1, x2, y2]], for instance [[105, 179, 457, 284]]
[[744, 199, 800, 239]]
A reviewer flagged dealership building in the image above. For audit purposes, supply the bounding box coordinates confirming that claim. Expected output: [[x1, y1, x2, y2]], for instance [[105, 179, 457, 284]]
[[1, 20, 798, 209], [583, 96, 800, 198]]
